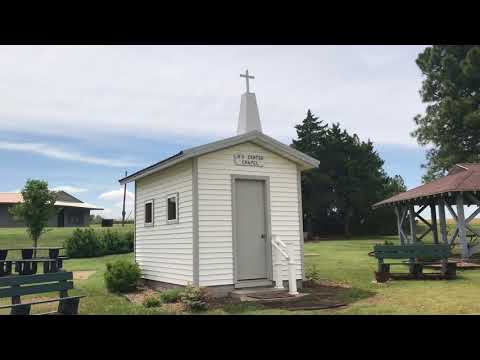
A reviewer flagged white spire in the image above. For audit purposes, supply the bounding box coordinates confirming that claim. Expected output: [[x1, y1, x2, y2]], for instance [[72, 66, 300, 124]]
[[237, 69, 262, 135]]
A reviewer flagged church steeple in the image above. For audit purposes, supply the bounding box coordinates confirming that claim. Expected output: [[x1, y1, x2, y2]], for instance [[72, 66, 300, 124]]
[[237, 69, 262, 135]]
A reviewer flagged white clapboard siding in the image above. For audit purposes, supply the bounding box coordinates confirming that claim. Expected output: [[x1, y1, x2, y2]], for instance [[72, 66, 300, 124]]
[[197, 142, 302, 286], [135, 160, 193, 285]]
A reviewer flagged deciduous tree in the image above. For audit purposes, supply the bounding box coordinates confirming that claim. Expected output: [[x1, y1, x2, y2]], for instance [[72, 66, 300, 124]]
[[9, 179, 57, 254]]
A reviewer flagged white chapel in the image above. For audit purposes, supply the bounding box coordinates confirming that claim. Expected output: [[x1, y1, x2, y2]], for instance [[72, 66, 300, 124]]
[[119, 71, 319, 296]]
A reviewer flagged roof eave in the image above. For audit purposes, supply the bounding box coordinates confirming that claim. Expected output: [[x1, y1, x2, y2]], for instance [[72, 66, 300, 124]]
[[119, 154, 186, 185], [118, 131, 319, 184], [372, 189, 467, 209], [252, 134, 320, 169]]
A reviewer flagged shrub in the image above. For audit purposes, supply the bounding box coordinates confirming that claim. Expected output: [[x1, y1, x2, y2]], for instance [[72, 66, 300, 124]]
[[99, 229, 117, 254], [64, 228, 134, 258], [99, 230, 132, 255], [64, 228, 103, 258], [104, 259, 141, 293], [143, 294, 161, 308], [180, 284, 210, 312], [124, 230, 134, 251], [160, 288, 183, 304], [383, 240, 395, 245], [305, 264, 321, 282]]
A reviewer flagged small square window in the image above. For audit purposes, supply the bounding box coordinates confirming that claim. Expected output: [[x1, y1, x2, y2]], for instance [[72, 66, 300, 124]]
[[167, 193, 178, 224], [144, 200, 154, 226]]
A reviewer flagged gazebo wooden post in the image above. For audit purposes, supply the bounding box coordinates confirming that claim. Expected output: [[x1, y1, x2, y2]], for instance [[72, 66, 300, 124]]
[[409, 204, 416, 244], [430, 203, 439, 244], [456, 192, 468, 259], [395, 205, 405, 245], [438, 198, 448, 244]]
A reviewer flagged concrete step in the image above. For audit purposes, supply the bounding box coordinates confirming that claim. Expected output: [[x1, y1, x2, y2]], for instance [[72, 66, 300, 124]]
[[230, 286, 285, 298], [230, 287, 303, 301]]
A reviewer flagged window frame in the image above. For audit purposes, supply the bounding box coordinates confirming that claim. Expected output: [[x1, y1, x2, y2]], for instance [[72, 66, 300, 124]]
[[144, 199, 154, 227], [166, 193, 179, 224]]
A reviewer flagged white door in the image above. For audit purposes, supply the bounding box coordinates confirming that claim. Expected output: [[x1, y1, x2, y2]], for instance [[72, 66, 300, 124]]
[[234, 179, 268, 281]]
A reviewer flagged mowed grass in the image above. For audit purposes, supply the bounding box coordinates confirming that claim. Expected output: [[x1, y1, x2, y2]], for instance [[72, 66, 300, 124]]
[[2, 223, 480, 314], [231, 230, 480, 315], [0, 253, 172, 315], [303, 239, 480, 315]]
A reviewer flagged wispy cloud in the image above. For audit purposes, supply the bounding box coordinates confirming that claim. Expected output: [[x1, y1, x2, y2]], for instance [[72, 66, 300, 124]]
[[99, 188, 134, 204], [98, 188, 135, 219], [51, 185, 88, 194], [0, 141, 135, 168]]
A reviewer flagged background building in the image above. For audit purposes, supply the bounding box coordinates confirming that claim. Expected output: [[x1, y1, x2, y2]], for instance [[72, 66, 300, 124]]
[[0, 191, 103, 228]]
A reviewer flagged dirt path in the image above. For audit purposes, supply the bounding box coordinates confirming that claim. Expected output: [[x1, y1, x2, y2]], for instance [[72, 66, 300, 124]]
[[73, 271, 96, 280]]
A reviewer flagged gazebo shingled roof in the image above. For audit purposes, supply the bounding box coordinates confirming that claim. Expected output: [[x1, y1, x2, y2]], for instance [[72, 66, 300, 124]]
[[372, 163, 480, 208]]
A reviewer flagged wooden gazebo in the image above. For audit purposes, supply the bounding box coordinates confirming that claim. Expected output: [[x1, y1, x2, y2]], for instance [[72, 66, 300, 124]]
[[373, 164, 480, 259]]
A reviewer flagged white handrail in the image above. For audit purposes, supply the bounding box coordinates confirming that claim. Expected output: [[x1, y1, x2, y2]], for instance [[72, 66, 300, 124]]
[[274, 235, 287, 248], [271, 239, 289, 260], [271, 234, 298, 295]]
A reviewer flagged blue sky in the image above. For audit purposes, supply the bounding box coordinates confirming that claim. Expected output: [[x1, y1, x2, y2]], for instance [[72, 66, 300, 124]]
[[0, 45, 430, 218]]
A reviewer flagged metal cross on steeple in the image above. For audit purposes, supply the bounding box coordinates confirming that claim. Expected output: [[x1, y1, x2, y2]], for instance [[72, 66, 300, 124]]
[[240, 69, 255, 93]]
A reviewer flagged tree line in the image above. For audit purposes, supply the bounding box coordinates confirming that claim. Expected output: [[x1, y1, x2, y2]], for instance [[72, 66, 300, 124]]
[[291, 110, 406, 238]]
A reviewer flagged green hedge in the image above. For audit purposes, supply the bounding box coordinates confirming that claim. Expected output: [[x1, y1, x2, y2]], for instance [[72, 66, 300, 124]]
[[64, 228, 134, 258]]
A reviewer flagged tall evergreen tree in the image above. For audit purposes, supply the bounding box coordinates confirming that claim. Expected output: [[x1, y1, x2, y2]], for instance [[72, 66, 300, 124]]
[[291, 110, 329, 234], [412, 45, 480, 182], [292, 110, 328, 157], [292, 111, 406, 237]]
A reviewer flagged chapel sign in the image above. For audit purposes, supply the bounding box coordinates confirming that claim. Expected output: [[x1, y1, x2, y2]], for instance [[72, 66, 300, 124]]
[[233, 152, 265, 168]]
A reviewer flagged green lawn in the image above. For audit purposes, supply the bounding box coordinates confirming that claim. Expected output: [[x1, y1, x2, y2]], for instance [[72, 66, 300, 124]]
[[303, 238, 480, 315], [2, 224, 480, 314]]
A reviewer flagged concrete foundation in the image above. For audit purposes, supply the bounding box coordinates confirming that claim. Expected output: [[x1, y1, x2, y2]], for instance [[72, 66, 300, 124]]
[[142, 278, 303, 298]]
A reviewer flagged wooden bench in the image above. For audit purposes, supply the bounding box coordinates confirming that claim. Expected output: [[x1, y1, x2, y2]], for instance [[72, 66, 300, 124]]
[[372, 244, 456, 282], [0, 272, 85, 315]]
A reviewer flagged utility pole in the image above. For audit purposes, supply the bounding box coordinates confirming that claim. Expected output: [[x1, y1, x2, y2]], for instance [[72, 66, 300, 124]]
[[122, 170, 127, 227]]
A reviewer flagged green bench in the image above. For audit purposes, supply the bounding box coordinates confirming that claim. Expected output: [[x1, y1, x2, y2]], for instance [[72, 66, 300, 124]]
[[372, 244, 456, 282], [0, 272, 85, 315]]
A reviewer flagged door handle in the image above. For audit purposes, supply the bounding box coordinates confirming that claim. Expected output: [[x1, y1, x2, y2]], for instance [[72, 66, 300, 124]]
[[260, 234, 265, 239]]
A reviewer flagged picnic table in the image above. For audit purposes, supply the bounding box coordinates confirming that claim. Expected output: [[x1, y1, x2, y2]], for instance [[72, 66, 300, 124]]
[[0, 247, 64, 260], [372, 244, 456, 282], [0, 247, 68, 276]]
